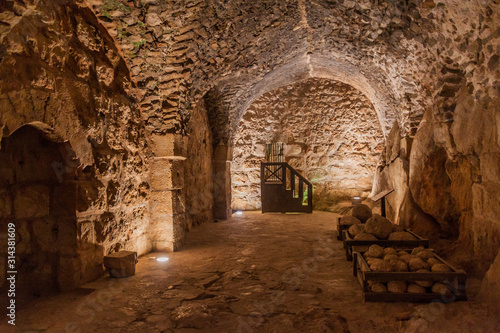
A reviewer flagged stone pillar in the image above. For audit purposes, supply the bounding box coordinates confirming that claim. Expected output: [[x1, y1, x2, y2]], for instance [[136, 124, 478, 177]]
[[149, 134, 186, 252], [213, 144, 232, 220]]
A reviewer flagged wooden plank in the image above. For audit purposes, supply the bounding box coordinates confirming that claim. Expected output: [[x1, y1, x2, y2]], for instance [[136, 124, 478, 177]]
[[364, 292, 467, 303], [353, 252, 358, 277], [432, 252, 466, 273], [337, 218, 353, 241], [371, 189, 395, 202], [354, 249, 467, 303]]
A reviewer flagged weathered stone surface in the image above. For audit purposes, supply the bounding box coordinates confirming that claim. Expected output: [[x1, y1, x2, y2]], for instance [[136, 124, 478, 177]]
[[364, 214, 393, 240], [367, 244, 384, 258], [371, 282, 388, 293], [339, 215, 361, 225], [0, 0, 151, 296], [407, 284, 426, 294], [431, 282, 451, 295], [352, 204, 373, 223], [388, 231, 417, 241], [385, 122, 401, 165], [354, 232, 377, 241], [348, 224, 365, 238], [372, 156, 410, 225], [0, 0, 498, 311], [370, 260, 393, 272], [387, 280, 407, 293], [14, 186, 50, 219]]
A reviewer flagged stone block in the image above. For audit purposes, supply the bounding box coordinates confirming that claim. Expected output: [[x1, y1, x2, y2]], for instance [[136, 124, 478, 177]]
[[150, 158, 185, 190], [155, 240, 174, 252], [76, 181, 103, 212], [150, 133, 186, 157], [94, 212, 117, 244], [103, 251, 138, 278], [130, 234, 152, 256], [213, 144, 230, 161], [149, 213, 187, 252], [57, 218, 78, 251], [14, 185, 50, 218], [52, 183, 77, 217], [58, 255, 81, 291], [149, 215, 174, 243], [33, 218, 58, 252], [287, 144, 302, 155], [150, 189, 185, 216], [77, 220, 95, 248], [79, 247, 105, 284]]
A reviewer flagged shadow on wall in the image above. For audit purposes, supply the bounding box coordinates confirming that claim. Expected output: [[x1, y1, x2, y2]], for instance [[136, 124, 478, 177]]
[[0, 125, 92, 308]]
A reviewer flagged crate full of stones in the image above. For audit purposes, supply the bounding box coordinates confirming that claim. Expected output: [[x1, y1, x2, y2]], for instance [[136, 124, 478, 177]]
[[353, 245, 467, 302], [336, 204, 373, 241], [342, 213, 429, 261]]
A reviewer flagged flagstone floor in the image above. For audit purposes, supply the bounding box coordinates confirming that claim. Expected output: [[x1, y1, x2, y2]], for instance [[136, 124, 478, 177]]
[[2, 211, 498, 333]]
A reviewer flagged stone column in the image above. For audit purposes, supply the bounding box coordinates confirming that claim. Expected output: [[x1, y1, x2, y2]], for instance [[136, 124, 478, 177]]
[[149, 134, 187, 251], [213, 144, 232, 220]]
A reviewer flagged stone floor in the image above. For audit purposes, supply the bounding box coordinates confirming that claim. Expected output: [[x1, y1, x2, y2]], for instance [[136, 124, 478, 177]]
[[2, 211, 499, 333]]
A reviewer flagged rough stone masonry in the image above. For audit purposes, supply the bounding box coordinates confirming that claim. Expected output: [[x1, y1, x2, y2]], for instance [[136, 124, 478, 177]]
[[0, 0, 499, 311]]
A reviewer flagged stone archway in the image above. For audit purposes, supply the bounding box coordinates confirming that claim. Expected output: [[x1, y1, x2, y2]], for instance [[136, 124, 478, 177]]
[[231, 78, 385, 211], [0, 124, 80, 303]]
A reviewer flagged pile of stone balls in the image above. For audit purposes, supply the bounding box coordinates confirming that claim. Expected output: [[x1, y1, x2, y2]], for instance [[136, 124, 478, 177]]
[[339, 204, 416, 241], [363, 244, 453, 294]]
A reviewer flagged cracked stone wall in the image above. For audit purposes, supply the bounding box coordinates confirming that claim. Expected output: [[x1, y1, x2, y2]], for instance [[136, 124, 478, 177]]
[[0, 0, 151, 292], [232, 78, 384, 211]]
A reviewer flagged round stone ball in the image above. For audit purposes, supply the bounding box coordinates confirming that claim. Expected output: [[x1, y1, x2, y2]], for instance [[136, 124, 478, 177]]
[[352, 204, 373, 223], [340, 215, 362, 225], [364, 214, 393, 239]]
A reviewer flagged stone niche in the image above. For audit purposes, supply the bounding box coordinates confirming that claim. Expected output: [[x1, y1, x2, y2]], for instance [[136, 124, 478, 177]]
[[232, 78, 384, 211], [0, 126, 80, 302]]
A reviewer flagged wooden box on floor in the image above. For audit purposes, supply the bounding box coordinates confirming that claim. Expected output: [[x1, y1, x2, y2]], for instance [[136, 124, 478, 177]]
[[342, 230, 429, 261], [103, 251, 138, 278], [336, 217, 353, 241], [353, 250, 467, 303]]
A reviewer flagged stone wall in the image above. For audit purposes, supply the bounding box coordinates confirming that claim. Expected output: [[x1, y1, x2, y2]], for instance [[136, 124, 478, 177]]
[[371, 0, 500, 303], [0, 0, 151, 291], [232, 78, 384, 211], [1, 0, 499, 307]]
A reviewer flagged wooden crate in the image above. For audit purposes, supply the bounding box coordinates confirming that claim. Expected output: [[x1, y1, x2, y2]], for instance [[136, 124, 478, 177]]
[[342, 230, 429, 261], [336, 217, 353, 241], [353, 250, 467, 302]]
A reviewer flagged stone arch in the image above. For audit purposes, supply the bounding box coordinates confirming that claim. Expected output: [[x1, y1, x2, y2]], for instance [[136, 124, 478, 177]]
[[0, 123, 81, 302], [231, 77, 385, 211], [230, 54, 400, 145]]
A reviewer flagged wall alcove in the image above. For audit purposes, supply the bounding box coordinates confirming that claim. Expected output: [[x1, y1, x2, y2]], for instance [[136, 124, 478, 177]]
[[0, 125, 80, 304]]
